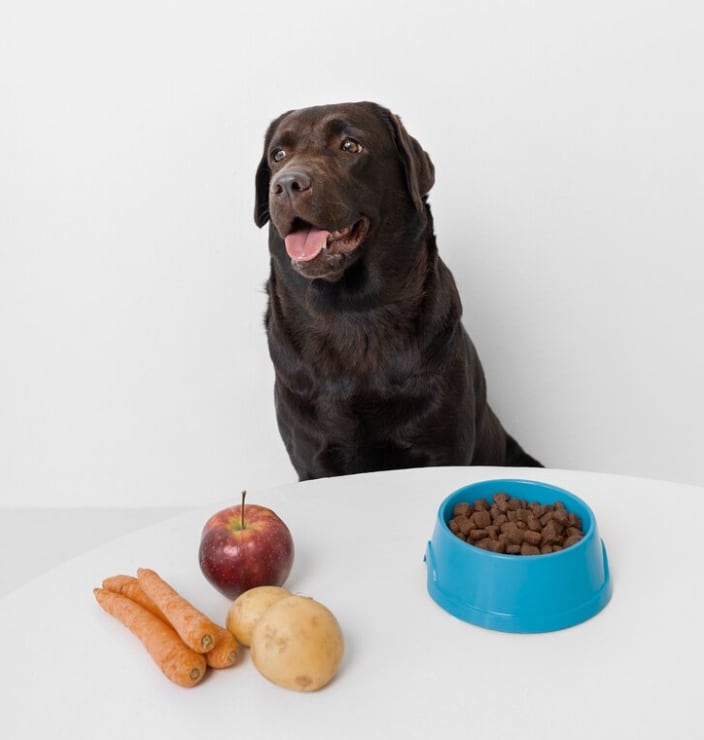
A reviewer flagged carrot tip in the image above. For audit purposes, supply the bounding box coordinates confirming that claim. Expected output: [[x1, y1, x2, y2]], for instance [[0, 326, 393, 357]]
[[201, 634, 215, 651], [190, 667, 202, 681]]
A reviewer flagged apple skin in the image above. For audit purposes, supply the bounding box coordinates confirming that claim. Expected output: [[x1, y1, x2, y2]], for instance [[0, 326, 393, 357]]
[[198, 504, 294, 600]]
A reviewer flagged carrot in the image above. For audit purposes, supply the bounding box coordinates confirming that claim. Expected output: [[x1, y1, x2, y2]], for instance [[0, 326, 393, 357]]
[[136, 568, 218, 653], [206, 625, 240, 669], [94, 588, 206, 688], [104, 573, 237, 669], [102, 575, 165, 620]]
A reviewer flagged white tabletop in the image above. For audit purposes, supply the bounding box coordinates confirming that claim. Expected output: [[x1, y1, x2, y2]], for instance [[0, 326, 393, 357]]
[[1, 466, 702, 739]]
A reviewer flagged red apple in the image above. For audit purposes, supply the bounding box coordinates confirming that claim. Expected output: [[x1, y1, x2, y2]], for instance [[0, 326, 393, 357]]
[[198, 492, 295, 600]]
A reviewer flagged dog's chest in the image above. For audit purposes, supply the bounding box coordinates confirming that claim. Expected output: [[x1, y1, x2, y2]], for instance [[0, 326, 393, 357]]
[[304, 319, 420, 394]]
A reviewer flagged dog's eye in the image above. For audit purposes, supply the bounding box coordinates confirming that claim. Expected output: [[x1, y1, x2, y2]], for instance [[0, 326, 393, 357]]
[[341, 138, 363, 154], [271, 148, 286, 163]]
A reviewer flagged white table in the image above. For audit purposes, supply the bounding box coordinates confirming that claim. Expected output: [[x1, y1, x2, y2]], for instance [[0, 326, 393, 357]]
[[0, 507, 193, 597], [1, 466, 702, 739]]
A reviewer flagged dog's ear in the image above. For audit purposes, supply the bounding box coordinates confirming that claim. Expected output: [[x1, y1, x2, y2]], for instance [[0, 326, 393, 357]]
[[254, 155, 271, 227], [384, 110, 435, 212], [254, 111, 292, 227]]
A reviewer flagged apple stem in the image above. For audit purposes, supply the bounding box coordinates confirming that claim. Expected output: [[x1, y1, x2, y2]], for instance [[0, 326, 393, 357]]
[[241, 490, 246, 530]]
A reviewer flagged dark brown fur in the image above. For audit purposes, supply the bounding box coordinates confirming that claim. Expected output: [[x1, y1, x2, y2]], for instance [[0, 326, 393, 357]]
[[254, 102, 541, 480]]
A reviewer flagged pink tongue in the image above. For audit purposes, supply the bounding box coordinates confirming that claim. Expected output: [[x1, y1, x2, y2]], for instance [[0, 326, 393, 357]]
[[284, 227, 331, 261]]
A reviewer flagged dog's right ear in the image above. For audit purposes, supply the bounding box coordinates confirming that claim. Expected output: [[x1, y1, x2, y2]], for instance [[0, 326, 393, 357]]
[[254, 111, 292, 228]]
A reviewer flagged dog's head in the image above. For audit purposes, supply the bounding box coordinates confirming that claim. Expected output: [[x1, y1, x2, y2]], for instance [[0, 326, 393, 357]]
[[254, 102, 435, 282]]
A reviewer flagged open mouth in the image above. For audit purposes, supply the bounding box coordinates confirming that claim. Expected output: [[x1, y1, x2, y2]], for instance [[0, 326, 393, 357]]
[[284, 218, 370, 263]]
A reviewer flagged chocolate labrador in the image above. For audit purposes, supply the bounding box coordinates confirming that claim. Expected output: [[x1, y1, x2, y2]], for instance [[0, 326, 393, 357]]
[[254, 101, 541, 480]]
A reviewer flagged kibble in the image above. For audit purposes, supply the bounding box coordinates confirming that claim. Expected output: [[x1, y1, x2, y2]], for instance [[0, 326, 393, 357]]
[[449, 493, 585, 555]]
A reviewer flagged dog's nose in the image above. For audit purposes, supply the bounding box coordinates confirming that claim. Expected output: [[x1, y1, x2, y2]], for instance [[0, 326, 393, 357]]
[[271, 169, 312, 199]]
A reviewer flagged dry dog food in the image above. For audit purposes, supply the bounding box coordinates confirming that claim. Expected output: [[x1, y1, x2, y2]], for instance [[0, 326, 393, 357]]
[[448, 492, 585, 555]]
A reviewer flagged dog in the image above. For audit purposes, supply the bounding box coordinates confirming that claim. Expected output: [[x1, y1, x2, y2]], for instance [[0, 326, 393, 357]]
[[254, 101, 541, 480]]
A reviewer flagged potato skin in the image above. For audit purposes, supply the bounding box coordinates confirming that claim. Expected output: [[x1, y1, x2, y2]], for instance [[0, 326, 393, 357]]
[[250, 595, 344, 691], [226, 585, 290, 647]]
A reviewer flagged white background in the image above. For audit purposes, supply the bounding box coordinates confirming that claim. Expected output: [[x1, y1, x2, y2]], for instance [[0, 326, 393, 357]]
[[1, 0, 703, 507]]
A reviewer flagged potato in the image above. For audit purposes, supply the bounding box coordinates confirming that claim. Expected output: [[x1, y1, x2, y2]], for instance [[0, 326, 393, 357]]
[[250, 595, 344, 692], [226, 585, 290, 646]]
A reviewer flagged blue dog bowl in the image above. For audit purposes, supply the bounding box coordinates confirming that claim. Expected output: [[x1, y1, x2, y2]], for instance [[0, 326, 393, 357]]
[[425, 479, 612, 633]]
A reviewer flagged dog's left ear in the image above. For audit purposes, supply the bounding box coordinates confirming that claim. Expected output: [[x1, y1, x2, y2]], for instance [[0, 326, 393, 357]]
[[254, 111, 292, 227], [384, 111, 435, 212]]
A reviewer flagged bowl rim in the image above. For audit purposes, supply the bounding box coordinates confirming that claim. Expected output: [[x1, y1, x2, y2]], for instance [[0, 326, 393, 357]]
[[438, 478, 596, 560]]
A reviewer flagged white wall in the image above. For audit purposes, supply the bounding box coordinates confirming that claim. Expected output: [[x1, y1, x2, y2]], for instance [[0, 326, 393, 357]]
[[2, 0, 703, 507]]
